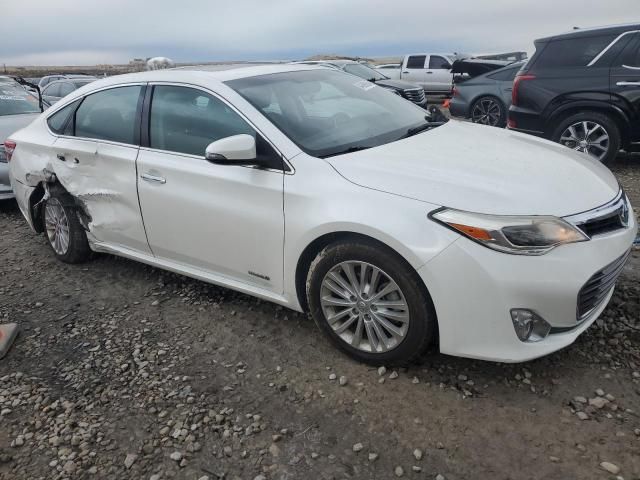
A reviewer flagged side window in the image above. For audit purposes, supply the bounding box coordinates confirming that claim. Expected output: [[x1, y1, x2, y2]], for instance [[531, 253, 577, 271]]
[[535, 34, 617, 68], [149, 85, 254, 157], [44, 83, 61, 98], [621, 35, 640, 67], [74, 86, 142, 144], [488, 67, 520, 81], [59, 82, 76, 97], [429, 55, 451, 69], [406, 55, 426, 69], [47, 100, 81, 134]]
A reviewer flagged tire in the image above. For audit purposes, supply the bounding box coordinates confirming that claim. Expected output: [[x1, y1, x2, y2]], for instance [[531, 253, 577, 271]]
[[306, 240, 436, 365], [470, 96, 506, 128], [551, 111, 621, 165], [42, 187, 91, 263]]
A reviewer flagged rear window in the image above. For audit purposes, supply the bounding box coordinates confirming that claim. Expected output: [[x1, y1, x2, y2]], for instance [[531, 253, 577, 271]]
[[0, 87, 41, 116], [534, 34, 616, 68], [47, 100, 81, 134]]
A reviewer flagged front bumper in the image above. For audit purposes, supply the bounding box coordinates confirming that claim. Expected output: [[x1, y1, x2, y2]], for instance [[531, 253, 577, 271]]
[[418, 214, 637, 363]]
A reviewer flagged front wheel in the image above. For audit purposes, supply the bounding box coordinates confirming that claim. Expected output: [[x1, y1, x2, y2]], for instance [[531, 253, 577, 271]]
[[306, 240, 436, 365], [551, 111, 621, 165]]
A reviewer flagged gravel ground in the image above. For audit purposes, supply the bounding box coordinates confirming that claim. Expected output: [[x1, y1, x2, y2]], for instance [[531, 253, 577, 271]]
[[0, 152, 639, 480]]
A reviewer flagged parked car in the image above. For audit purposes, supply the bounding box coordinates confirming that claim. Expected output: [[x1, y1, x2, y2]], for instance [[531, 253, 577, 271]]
[[38, 74, 95, 89], [0, 85, 42, 199], [7, 66, 636, 365], [449, 61, 524, 127], [42, 78, 96, 106], [295, 60, 427, 107], [376, 53, 460, 93], [509, 23, 640, 164]]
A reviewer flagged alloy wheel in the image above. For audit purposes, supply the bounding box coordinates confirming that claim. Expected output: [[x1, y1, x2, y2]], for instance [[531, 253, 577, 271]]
[[320, 261, 410, 353], [559, 121, 610, 161], [44, 198, 70, 255], [471, 98, 502, 126]]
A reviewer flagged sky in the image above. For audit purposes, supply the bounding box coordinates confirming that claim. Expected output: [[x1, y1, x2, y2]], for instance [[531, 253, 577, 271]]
[[1, 0, 635, 66]]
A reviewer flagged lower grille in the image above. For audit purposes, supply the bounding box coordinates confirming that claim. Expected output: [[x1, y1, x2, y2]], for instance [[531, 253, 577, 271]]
[[576, 249, 630, 321], [402, 88, 426, 104]]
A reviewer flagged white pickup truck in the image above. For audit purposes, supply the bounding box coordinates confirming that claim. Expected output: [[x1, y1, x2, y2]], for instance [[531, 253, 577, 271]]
[[376, 53, 459, 93]]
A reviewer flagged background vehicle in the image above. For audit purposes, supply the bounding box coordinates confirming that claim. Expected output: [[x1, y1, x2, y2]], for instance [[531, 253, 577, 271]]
[[508, 23, 640, 164], [0, 85, 42, 199], [38, 74, 95, 89], [376, 53, 460, 93], [296, 60, 427, 107], [449, 61, 524, 127], [42, 78, 96, 106]]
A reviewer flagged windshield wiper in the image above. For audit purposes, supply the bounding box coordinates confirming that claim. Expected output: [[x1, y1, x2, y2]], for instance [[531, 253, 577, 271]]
[[322, 145, 372, 158], [400, 119, 446, 140]]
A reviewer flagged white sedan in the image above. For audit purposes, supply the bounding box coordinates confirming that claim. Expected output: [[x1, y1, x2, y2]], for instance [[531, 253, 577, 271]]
[[6, 65, 637, 364]]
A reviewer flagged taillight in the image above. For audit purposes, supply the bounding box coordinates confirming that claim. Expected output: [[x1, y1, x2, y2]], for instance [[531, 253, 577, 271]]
[[3, 140, 16, 162], [512, 74, 535, 106]]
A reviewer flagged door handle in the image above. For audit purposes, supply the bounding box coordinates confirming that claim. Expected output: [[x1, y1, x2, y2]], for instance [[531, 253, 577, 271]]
[[402, 71, 409, 74], [426, 71, 433, 74], [56, 154, 66, 161], [616, 81, 640, 86], [141, 173, 166, 184], [505, 88, 513, 91]]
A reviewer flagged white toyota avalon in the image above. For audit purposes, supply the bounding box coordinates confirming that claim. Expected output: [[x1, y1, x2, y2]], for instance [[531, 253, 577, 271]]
[[6, 65, 636, 364]]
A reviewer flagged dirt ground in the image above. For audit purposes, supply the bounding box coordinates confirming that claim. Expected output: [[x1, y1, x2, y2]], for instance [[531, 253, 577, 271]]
[[0, 153, 639, 480]]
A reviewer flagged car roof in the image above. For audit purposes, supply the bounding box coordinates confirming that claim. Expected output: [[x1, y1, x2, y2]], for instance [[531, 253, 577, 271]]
[[536, 23, 640, 43]]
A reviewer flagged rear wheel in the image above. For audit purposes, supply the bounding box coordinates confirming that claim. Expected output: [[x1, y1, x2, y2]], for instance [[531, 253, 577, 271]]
[[42, 189, 91, 263], [470, 96, 506, 127], [306, 240, 436, 365], [551, 111, 621, 165]]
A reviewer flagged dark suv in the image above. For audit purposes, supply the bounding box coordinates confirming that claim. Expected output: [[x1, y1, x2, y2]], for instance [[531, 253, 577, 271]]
[[508, 23, 640, 164]]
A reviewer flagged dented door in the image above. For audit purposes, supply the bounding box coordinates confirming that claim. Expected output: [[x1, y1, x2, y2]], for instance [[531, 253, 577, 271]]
[[52, 137, 151, 254]]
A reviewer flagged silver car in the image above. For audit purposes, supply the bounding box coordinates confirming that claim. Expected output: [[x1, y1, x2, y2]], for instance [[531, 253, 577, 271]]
[[449, 61, 523, 128], [1, 84, 42, 199], [42, 78, 95, 107]]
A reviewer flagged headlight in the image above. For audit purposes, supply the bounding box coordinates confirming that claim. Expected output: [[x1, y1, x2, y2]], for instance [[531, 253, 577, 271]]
[[430, 208, 588, 255]]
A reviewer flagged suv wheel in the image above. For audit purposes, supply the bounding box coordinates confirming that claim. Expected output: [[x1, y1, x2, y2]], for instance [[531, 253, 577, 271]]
[[43, 189, 91, 263], [471, 96, 506, 127], [306, 240, 436, 365], [552, 111, 621, 165]]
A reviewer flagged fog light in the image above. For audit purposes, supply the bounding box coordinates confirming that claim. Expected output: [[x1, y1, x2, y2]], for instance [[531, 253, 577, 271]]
[[510, 309, 551, 342]]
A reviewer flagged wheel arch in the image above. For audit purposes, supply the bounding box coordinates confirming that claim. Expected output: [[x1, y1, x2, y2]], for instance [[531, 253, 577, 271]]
[[294, 231, 433, 314]]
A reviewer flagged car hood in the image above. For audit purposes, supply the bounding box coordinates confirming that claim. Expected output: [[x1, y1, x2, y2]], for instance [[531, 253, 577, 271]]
[[376, 79, 422, 90], [0, 113, 40, 145], [326, 120, 620, 216]]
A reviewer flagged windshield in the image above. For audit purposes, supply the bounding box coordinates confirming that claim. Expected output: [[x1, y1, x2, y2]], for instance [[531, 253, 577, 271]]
[[342, 63, 388, 81], [226, 69, 430, 158], [0, 86, 41, 116]]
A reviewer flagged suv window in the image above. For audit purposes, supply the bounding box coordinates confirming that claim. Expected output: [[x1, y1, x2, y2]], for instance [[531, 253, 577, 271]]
[[429, 55, 451, 69], [47, 100, 80, 134], [74, 86, 142, 144], [488, 66, 520, 81], [534, 34, 617, 68], [59, 82, 76, 97], [149, 85, 254, 156], [406, 55, 426, 69]]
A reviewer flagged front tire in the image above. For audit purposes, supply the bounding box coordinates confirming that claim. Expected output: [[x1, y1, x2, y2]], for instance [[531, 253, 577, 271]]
[[551, 111, 621, 165], [306, 240, 436, 365], [42, 189, 91, 263]]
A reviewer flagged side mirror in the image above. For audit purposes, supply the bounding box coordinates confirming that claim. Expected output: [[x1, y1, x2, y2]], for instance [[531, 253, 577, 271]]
[[205, 134, 258, 166]]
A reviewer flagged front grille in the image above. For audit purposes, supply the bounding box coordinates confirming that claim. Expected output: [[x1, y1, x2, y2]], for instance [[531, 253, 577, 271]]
[[568, 191, 630, 238], [576, 249, 630, 321], [402, 88, 426, 104]]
